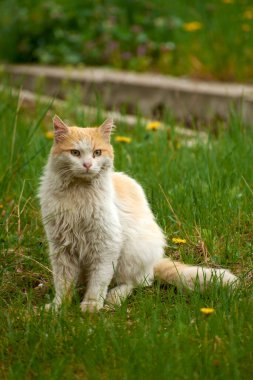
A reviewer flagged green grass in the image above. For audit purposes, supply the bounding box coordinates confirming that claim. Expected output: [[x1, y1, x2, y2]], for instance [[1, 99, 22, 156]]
[[0, 88, 253, 379], [0, 0, 253, 82]]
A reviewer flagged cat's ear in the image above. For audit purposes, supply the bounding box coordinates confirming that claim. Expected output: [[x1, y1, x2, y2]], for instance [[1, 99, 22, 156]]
[[53, 115, 69, 143], [99, 118, 115, 142]]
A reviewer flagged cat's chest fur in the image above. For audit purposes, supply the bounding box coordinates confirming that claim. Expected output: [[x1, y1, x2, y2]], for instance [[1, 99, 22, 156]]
[[40, 176, 121, 258]]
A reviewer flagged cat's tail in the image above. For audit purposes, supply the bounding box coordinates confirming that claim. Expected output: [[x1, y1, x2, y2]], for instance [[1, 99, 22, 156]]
[[154, 258, 238, 291]]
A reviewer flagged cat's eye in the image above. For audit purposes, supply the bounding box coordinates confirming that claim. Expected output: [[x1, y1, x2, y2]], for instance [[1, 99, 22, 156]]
[[70, 149, 81, 157], [93, 149, 102, 157]]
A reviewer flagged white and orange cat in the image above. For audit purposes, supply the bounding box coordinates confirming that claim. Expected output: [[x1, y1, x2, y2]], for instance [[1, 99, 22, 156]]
[[39, 116, 237, 312]]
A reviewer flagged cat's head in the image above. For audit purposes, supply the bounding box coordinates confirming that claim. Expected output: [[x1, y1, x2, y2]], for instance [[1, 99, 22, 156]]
[[50, 115, 115, 181]]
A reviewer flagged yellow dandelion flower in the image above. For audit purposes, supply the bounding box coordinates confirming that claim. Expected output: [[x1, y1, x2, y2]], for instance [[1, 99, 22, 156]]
[[200, 307, 215, 315], [44, 131, 54, 140], [222, 0, 234, 4], [146, 121, 162, 131], [183, 22, 203, 32], [0, 204, 3, 208], [115, 136, 132, 143], [242, 24, 251, 32], [172, 237, 186, 244], [243, 9, 253, 20]]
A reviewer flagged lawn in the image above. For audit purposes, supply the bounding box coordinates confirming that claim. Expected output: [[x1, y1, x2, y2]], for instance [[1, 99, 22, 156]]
[[0, 87, 253, 379], [0, 0, 253, 82]]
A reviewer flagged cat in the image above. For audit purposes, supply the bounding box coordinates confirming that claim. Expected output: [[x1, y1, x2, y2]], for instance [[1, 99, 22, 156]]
[[39, 115, 238, 312]]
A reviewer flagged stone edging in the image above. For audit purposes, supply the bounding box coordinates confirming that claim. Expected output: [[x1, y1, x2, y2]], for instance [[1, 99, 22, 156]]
[[0, 85, 208, 147], [3, 64, 253, 124]]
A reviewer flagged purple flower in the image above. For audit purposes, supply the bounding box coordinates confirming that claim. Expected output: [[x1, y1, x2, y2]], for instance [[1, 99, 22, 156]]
[[137, 44, 147, 56], [121, 51, 132, 60], [108, 41, 119, 52]]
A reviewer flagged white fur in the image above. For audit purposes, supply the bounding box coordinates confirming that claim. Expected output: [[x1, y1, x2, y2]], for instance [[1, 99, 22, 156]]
[[39, 122, 237, 312]]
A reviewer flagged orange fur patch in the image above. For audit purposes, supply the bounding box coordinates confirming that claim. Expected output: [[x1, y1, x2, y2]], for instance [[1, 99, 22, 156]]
[[154, 259, 188, 283], [51, 125, 114, 159], [112, 173, 147, 218]]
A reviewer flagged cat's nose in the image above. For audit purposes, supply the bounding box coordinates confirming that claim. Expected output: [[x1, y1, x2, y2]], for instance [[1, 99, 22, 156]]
[[83, 162, 92, 170]]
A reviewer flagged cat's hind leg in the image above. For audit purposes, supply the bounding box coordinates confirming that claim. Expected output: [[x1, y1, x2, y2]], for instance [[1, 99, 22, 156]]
[[105, 284, 134, 306]]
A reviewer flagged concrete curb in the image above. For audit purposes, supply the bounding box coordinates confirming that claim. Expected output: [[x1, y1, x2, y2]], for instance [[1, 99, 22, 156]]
[[3, 64, 253, 123], [0, 85, 208, 146]]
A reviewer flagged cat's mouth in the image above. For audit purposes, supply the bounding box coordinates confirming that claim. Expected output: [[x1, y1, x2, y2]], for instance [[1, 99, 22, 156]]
[[75, 169, 99, 180]]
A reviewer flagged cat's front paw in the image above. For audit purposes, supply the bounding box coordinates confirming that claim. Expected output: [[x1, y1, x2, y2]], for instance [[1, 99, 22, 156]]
[[80, 300, 103, 313], [45, 303, 57, 311], [44, 300, 61, 312]]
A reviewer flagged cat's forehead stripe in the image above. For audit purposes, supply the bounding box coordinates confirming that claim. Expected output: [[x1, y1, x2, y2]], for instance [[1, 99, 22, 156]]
[[75, 138, 93, 151], [69, 126, 97, 139]]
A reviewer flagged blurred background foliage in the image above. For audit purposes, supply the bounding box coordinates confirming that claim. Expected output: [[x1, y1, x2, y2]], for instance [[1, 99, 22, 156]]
[[0, 0, 253, 82]]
